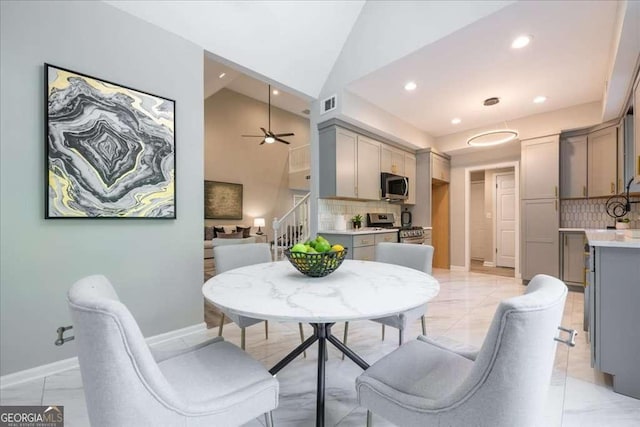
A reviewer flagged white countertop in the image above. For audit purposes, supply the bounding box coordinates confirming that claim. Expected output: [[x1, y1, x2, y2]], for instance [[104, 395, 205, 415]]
[[559, 228, 586, 232], [318, 228, 399, 235], [203, 260, 440, 322], [584, 229, 640, 248]]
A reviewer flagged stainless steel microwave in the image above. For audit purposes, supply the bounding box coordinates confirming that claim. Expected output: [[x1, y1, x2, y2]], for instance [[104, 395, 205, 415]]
[[381, 172, 409, 201]]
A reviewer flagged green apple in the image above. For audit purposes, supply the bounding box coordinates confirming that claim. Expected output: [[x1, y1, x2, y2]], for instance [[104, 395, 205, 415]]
[[291, 243, 308, 253]]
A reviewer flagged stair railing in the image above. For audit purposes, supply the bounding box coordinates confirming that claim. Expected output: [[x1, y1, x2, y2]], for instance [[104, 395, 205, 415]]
[[272, 193, 310, 260]]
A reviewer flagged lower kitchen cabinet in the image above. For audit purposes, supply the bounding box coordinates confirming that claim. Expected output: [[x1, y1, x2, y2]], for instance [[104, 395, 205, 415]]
[[560, 231, 585, 286], [587, 244, 640, 399], [320, 232, 398, 261]]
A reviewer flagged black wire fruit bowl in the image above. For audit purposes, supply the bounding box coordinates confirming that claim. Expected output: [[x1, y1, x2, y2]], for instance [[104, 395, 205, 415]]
[[284, 248, 348, 277]]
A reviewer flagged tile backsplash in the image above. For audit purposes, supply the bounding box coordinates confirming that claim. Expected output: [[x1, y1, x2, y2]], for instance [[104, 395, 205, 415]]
[[318, 199, 402, 230], [561, 197, 640, 229]]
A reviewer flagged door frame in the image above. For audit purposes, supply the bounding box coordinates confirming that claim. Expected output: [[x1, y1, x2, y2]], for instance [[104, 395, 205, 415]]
[[494, 171, 516, 268], [464, 161, 520, 279]]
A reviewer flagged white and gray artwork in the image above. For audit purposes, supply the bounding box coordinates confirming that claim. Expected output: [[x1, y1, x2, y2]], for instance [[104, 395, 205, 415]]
[[46, 64, 175, 218]]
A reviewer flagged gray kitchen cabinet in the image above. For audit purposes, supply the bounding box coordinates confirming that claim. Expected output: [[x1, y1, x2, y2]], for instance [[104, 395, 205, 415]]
[[588, 126, 618, 197], [356, 135, 382, 200], [560, 231, 585, 285], [587, 245, 640, 399], [431, 153, 450, 182], [404, 153, 416, 205], [320, 232, 398, 261], [381, 145, 405, 175], [521, 199, 559, 281], [522, 135, 559, 200], [521, 135, 560, 282], [319, 126, 381, 200], [560, 135, 587, 199], [423, 229, 432, 246]]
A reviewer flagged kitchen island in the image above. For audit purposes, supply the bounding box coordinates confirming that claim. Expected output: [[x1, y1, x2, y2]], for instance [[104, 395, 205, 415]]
[[585, 230, 640, 399]]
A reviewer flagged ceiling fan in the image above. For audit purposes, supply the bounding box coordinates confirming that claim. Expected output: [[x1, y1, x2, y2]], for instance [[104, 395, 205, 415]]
[[242, 84, 295, 145]]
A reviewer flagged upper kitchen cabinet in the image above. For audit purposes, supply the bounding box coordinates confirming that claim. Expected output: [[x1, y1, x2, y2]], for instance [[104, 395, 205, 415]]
[[522, 135, 559, 200], [588, 126, 618, 197], [431, 152, 450, 182], [356, 134, 382, 200], [404, 153, 416, 205], [319, 125, 381, 200], [381, 145, 405, 175], [560, 135, 587, 199]]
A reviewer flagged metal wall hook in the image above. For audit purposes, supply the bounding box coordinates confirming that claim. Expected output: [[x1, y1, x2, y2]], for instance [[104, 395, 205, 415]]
[[55, 325, 74, 346], [554, 326, 577, 347]]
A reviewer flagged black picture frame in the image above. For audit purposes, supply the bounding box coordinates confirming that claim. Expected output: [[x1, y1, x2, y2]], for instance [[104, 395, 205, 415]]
[[204, 181, 243, 220], [44, 63, 176, 218]]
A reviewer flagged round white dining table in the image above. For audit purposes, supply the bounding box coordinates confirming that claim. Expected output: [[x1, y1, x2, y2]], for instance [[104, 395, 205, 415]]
[[202, 259, 440, 427]]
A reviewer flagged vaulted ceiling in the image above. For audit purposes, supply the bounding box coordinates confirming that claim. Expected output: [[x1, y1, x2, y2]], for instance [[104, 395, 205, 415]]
[[107, 0, 639, 144]]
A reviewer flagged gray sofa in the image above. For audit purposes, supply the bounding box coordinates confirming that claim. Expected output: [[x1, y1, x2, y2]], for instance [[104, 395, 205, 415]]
[[204, 225, 256, 259]]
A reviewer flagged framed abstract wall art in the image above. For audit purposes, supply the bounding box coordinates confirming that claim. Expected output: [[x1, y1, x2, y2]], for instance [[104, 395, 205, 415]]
[[204, 181, 243, 220], [45, 63, 176, 218]]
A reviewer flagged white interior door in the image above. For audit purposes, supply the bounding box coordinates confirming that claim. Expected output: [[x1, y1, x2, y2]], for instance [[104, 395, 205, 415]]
[[496, 173, 516, 268], [470, 181, 486, 260]]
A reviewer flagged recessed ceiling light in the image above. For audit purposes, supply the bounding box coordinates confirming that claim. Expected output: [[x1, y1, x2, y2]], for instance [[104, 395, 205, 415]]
[[451, 118, 461, 125], [218, 72, 226, 79], [533, 95, 547, 104], [272, 89, 279, 95], [511, 35, 532, 49], [404, 81, 417, 91]]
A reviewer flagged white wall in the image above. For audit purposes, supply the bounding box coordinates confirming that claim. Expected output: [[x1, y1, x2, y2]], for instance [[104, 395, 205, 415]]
[[0, 1, 204, 375], [204, 89, 310, 242]]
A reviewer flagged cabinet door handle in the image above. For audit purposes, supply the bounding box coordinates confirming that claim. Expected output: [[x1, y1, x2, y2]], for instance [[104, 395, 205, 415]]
[[610, 182, 615, 194], [555, 200, 558, 211], [618, 179, 622, 191], [554, 186, 558, 197], [564, 234, 567, 247], [583, 186, 586, 197]]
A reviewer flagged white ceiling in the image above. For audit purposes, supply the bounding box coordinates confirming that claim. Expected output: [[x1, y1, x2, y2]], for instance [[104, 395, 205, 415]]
[[204, 57, 310, 118], [105, 0, 365, 99], [107, 0, 637, 142], [347, 1, 619, 137]]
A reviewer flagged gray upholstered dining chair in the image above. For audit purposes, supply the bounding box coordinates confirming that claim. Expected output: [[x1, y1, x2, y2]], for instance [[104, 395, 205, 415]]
[[356, 274, 569, 427], [68, 274, 278, 427], [343, 242, 434, 354], [214, 243, 306, 353]]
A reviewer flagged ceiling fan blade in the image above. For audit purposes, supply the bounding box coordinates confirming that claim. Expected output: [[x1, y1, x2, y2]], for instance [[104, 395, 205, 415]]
[[274, 132, 295, 137], [259, 139, 266, 145], [260, 127, 268, 135], [242, 134, 264, 137], [275, 137, 290, 145]]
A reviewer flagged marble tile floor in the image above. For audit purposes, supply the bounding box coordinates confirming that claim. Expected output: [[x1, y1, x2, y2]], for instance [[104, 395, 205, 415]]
[[2, 269, 640, 426]]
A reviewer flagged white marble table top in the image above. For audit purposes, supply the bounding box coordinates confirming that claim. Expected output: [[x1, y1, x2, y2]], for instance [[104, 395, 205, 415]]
[[202, 260, 440, 323]]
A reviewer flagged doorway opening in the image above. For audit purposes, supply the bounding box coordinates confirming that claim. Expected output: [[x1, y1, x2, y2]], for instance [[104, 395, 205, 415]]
[[465, 162, 519, 278]]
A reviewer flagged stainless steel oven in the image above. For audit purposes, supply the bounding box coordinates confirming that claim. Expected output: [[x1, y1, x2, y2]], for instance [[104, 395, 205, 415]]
[[399, 227, 425, 244]]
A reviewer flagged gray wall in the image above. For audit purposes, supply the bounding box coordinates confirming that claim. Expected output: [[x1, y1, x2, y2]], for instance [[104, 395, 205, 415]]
[[0, 1, 204, 375]]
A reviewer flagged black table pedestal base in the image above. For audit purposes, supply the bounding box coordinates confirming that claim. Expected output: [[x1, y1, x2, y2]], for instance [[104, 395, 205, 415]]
[[268, 323, 370, 427]]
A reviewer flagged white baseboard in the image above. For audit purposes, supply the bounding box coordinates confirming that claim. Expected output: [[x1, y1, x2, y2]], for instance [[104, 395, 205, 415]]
[[483, 261, 496, 267], [449, 265, 467, 271], [0, 322, 207, 389]]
